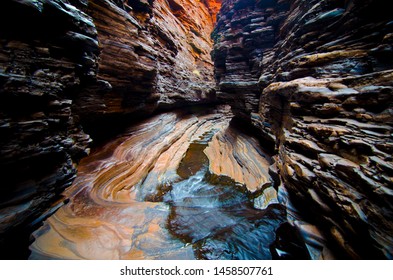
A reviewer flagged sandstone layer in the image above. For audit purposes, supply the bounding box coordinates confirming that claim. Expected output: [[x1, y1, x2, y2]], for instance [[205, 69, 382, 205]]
[[29, 108, 288, 259], [204, 125, 272, 194], [0, 0, 220, 257], [2, 0, 392, 260], [79, 0, 220, 122], [212, 0, 393, 259], [30, 110, 228, 259], [0, 0, 97, 257]]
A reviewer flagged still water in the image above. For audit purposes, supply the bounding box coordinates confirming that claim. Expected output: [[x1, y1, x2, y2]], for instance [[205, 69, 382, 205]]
[[29, 109, 309, 259]]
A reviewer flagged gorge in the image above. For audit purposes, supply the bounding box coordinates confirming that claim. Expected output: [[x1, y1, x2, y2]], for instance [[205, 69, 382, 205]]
[[0, 0, 392, 260]]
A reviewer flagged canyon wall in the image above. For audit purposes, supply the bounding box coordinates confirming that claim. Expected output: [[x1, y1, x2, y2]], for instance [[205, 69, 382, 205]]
[[213, 0, 393, 259], [0, 0, 219, 257], [2, 0, 392, 260]]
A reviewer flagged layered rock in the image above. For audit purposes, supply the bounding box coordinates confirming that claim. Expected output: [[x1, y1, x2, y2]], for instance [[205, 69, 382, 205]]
[[204, 125, 272, 194], [213, 0, 290, 120], [0, 0, 220, 258], [29, 110, 229, 259], [213, 0, 393, 259], [0, 0, 97, 258], [78, 0, 220, 123], [264, 74, 393, 259], [29, 108, 290, 259], [3, 0, 392, 260]]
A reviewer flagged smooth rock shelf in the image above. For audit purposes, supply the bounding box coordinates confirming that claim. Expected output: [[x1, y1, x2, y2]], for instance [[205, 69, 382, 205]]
[[1, 0, 392, 260], [29, 107, 303, 259]]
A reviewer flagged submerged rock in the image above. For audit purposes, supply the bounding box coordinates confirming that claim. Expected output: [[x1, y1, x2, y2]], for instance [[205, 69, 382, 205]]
[[2, 0, 393, 260], [0, 0, 221, 257], [213, 0, 393, 259], [29, 108, 302, 259]]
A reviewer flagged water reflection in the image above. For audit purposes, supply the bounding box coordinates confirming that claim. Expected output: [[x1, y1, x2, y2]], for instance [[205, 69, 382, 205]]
[[165, 129, 286, 259], [29, 109, 309, 259], [166, 167, 286, 259]]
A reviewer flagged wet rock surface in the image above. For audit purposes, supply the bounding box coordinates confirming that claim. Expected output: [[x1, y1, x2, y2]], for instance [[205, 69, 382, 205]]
[[29, 108, 303, 259], [1, 0, 393, 260], [213, 0, 393, 259], [0, 0, 220, 257], [0, 0, 97, 258]]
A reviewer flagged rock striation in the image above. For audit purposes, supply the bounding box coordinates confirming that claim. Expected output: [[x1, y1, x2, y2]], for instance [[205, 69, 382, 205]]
[[204, 125, 272, 194], [0, 0, 97, 257], [2, 0, 393, 260], [29, 108, 289, 259], [0, 0, 220, 257], [213, 0, 393, 259], [29, 110, 227, 259], [213, 0, 291, 120], [79, 0, 220, 121]]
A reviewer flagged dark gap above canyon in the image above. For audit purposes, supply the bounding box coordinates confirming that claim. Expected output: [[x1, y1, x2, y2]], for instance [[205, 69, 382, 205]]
[[0, 0, 392, 260]]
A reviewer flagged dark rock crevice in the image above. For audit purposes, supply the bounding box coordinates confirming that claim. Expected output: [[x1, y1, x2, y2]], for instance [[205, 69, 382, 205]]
[[212, 0, 393, 259], [0, 0, 97, 259], [0, 0, 220, 259], [1, 0, 393, 260]]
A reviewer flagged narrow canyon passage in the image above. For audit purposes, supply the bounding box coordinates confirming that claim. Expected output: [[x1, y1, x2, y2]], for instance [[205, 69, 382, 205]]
[[29, 107, 299, 259], [1, 0, 393, 260]]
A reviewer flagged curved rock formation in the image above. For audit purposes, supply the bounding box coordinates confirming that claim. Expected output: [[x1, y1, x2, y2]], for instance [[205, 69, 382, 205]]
[[79, 0, 220, 120], [29, 108, 289, 259], [2, 0, 393, 260], [212, 0, 393, 259], [0, 0, 97, 257], [0, 0, 221, 258], [204, 125, 272, 194]]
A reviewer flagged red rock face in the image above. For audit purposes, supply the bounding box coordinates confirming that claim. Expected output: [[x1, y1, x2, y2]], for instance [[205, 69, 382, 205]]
[[3, 0, 392, 261], [76, 0, 220, 121], [202, 0, 222, 22], [0, 0, 220, 258]]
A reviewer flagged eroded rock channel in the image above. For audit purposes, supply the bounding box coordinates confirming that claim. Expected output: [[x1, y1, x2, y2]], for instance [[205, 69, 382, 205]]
[[30, 107, 305, 259], [1, 0, 393, 260]]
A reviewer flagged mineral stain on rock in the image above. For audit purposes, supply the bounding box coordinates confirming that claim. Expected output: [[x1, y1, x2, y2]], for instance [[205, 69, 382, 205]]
[[29, 108, 305, 259], [1, 0, 393, 259], [168, 116, 288, 260]]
